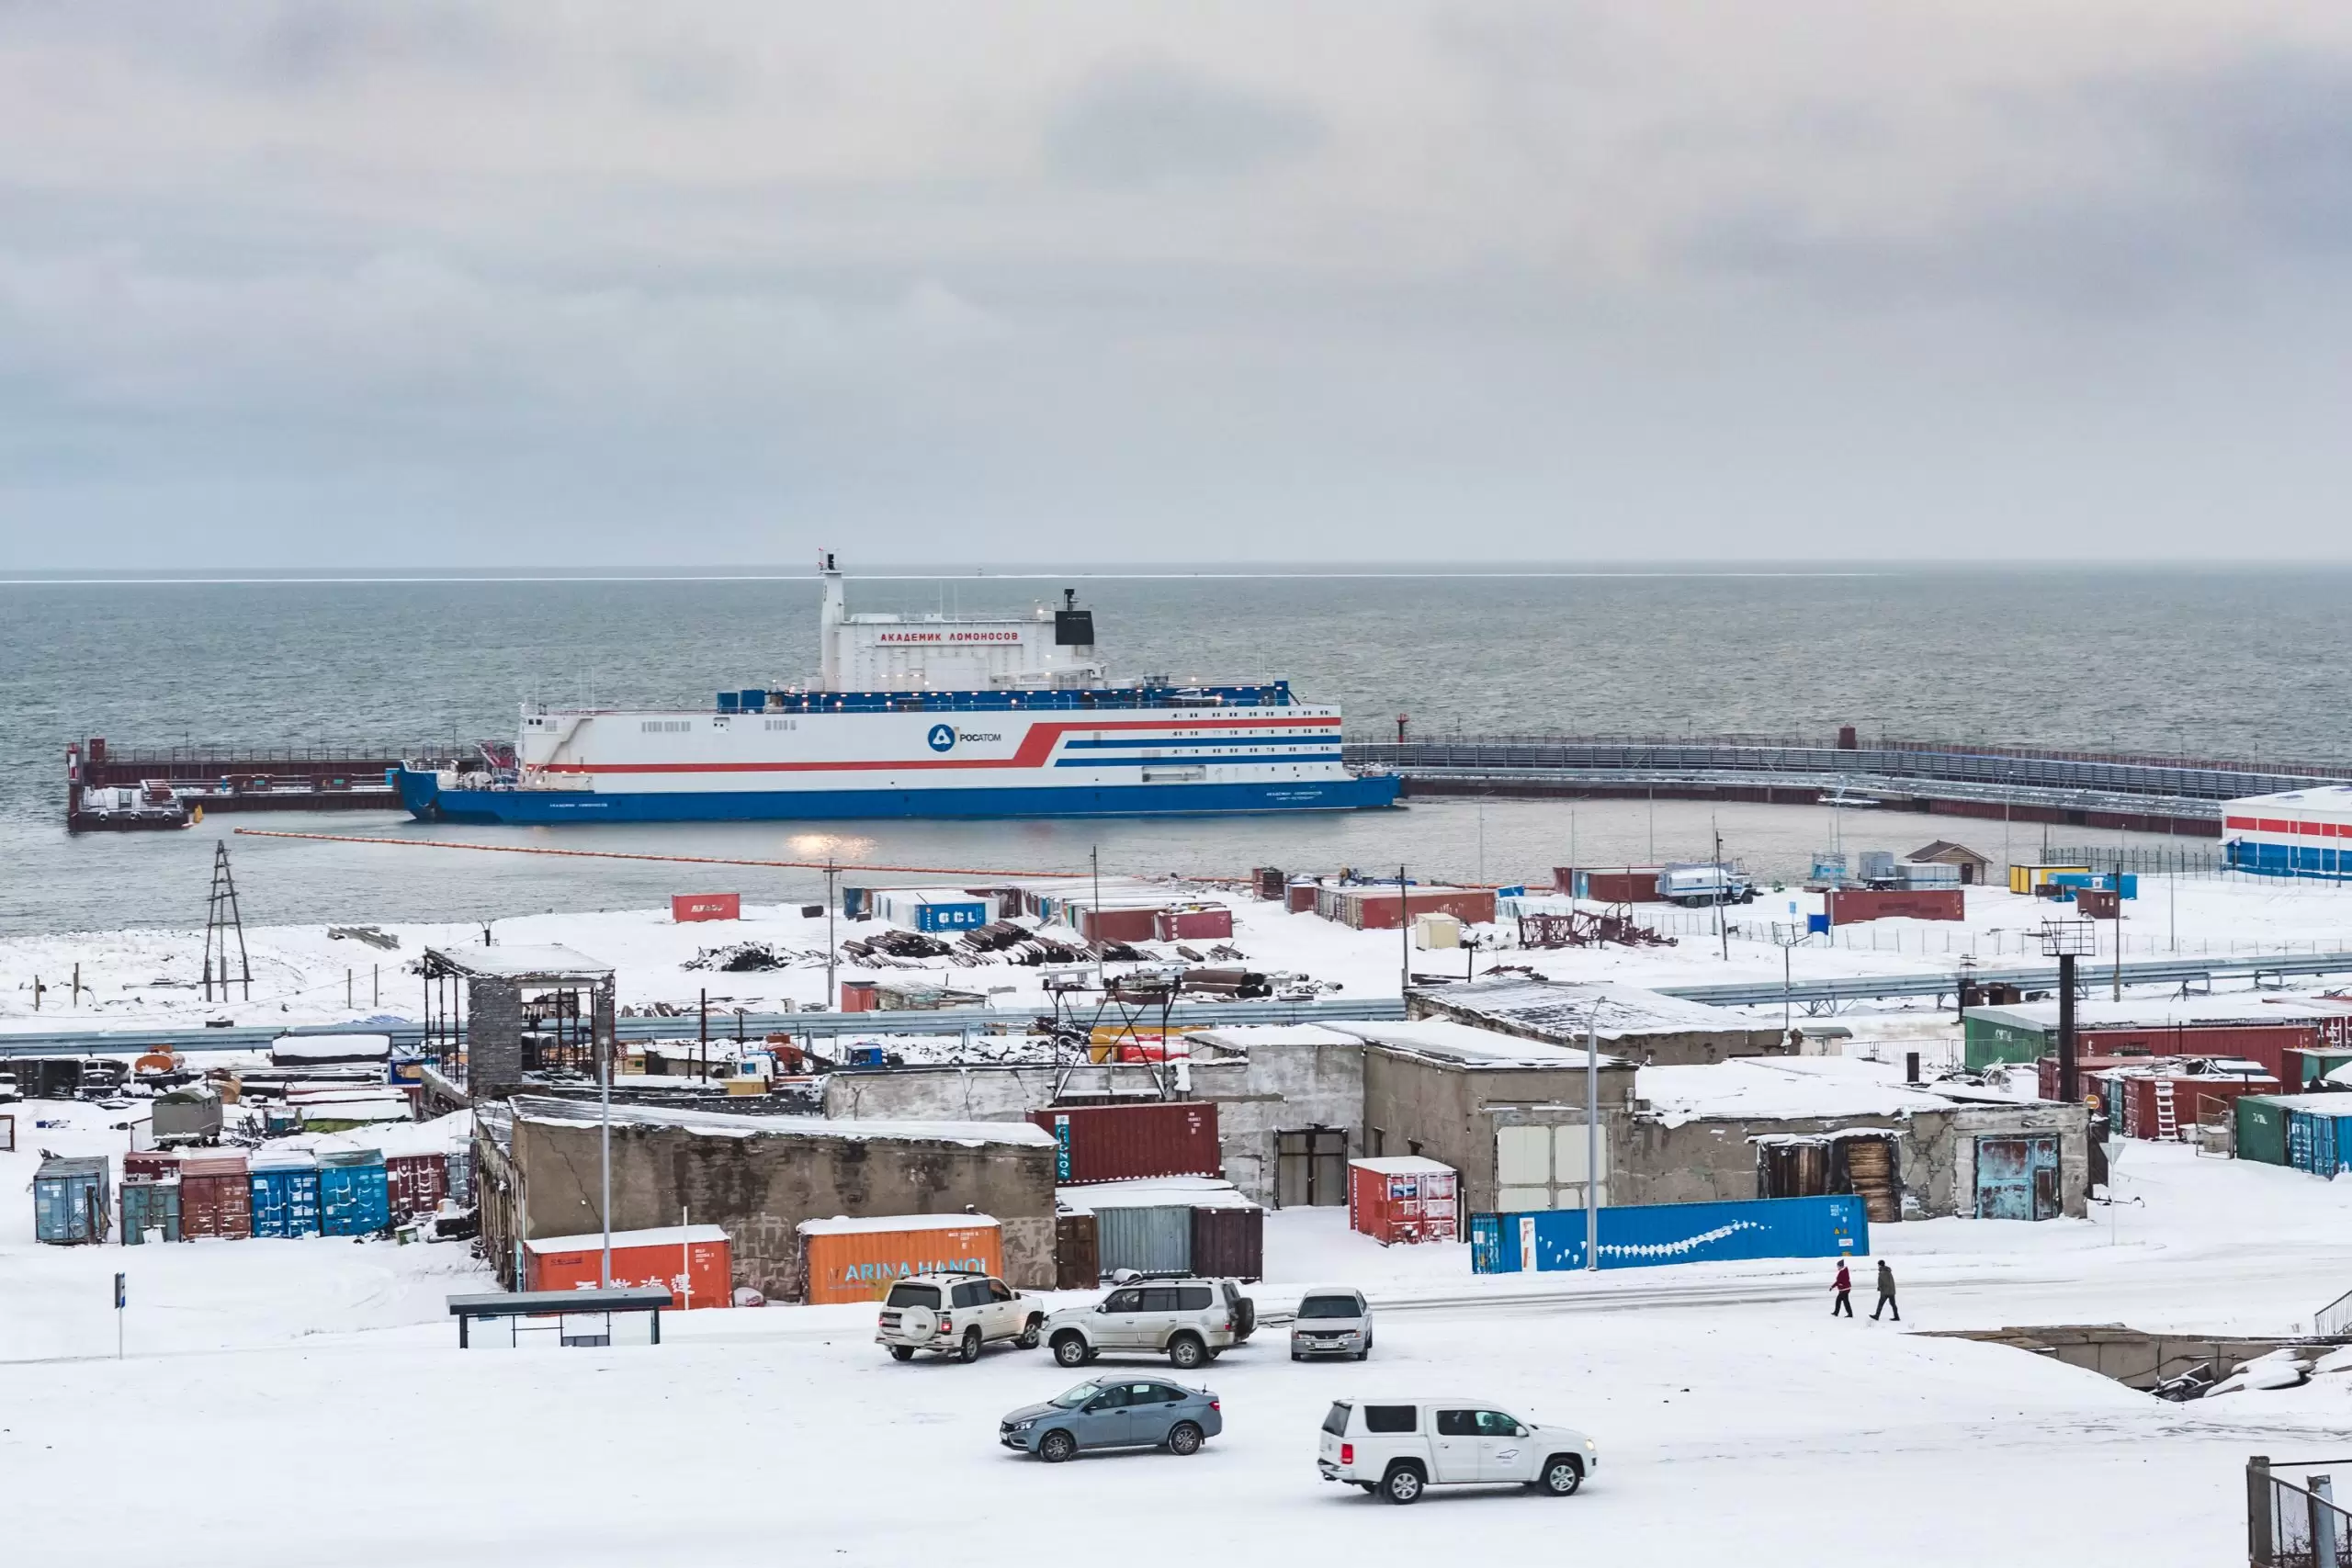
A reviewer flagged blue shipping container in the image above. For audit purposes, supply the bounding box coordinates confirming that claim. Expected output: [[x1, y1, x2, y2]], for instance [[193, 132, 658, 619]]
[[1470, 1195, 1868, 1274], [251, 1158, 322, 1238], [319, 1158, 390, 1235], [33, 1156, 112, 1245], [2287, 1106, 2352, 1179], [913, 900, 986, 932]]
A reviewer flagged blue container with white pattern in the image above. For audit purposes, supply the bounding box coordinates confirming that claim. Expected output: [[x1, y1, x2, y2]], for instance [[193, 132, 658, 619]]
[[1470, 1194, 1869, 1274]]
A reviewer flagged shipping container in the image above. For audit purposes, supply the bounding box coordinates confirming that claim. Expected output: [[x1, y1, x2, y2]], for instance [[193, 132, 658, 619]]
[[1075, 906, 1165, 944], [178, 1152, 252, 1239], [2236, 1094, 2292, 1167], [1472, 1194, 1868, 1273], [2282, 1049, 2352, 1089], [671, 892, 741, 922], [1318, 886, 1498, 931], [875, 887, 994, 932], [1187, 1204, 1264, 1281], [1153, 907, 1235, 942], [2288, 1104, 2352, 1179], [124, 1149, 181, 1182], [841, 979, 878, 1013], [1824, 887, 1965, 925], [2080, 1025, 2312, 1084], [120, 1177, 181, 1244], [1348, 1156, 1460, 1246], [1056, 1211, 1101, 1289], [796, 1213, 1003, 1304], [2008, 863, 2092, 896], [2115, 1072, 2278, 1140], [385, 1152, 451, 1220], [1028, 1101, 1223, 1185], [1553, 867, 1665, 903], [524, 1224, 732, 1309], [1285, 882, 1319, 913], [32, 1156, 111, 1245], [152, 1083, 224, 1145], [1253, 867, 1285, 900], [1092, 1204, 1193, 1277], [249, 1153, 322, 1238], [318, 1150, 390, 1235]]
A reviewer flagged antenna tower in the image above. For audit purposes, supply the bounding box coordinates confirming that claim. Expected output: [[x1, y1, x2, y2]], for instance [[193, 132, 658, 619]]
[[201, 840, 252, 1003]]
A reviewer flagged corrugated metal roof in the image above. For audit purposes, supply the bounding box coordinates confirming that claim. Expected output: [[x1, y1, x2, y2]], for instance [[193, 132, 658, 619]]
[[1410, 977, 1763, 1040]]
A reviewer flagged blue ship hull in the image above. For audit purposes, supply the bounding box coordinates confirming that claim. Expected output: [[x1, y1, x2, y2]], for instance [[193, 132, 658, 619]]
[[394, 768, 1401, 825]]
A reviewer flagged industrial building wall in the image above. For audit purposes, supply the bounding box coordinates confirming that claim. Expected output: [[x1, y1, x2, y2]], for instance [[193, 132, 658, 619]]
[[511, 1118, 1058, 1300], [1405, 995, 1774, 1066], [1362, 1049, 1636, 1213]]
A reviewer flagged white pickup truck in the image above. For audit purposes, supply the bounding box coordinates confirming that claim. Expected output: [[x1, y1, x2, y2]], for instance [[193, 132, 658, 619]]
[[1317, 1397, 1598, 1504]]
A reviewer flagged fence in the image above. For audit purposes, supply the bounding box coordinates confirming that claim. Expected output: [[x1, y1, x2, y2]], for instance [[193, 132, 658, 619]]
[[1590, 907, 2352, 964], [2319, 1292, 2352, 1340], [2250, 1456, 2352, 1568], [2045, 844, 2235, 878]]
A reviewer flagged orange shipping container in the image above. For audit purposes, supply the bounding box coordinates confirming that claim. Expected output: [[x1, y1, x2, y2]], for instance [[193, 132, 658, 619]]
[[796, 1213, 1004, 1305], [524, 1224, 732, 1308]]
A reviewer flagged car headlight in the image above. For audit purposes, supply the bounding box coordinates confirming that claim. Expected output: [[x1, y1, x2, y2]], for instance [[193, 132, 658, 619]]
[[1585, 1439, 1595, 1450], [1013, 1419, 1035, 1431]]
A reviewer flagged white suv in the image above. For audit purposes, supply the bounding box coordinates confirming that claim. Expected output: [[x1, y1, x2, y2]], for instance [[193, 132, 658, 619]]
[[1317, 1398, 1598, 1504], [1044, 1279, 1247, 1371], [876, 1274, 1045, 1362]]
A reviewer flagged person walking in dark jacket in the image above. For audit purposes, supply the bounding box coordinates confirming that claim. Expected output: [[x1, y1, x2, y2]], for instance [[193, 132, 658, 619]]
[[1871, 1260, 1899, 1321], [1831, 1259, 1853, 1316]]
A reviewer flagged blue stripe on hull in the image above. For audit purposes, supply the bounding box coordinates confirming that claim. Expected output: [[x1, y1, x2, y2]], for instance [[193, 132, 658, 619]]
[[396, 770, 1401, 825]]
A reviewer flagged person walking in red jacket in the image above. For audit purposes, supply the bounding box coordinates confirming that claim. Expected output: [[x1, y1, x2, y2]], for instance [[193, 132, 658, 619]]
[[1831, 1259, 1853, 1317]]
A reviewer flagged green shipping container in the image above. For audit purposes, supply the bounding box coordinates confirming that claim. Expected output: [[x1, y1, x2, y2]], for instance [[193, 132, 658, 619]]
[[2235, 1095, 2291, 1167], [1963, 1014, 2052, 1071]]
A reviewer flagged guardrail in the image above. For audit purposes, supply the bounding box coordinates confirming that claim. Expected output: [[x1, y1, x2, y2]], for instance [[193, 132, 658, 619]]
[[1653, 951, 2352, 1008]]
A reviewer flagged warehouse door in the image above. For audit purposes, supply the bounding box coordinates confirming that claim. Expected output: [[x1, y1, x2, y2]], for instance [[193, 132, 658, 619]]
[[1275, 1128, 1349, 1207], [1975, 1136, 2060, 1221]]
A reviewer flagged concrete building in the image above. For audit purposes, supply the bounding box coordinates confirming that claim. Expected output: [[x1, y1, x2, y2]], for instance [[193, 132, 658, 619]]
[[1620, 1057, 2091, 1220], [1405, 977, 1781, 1066], [1329, 1019, 1639, 1214], [480, 1096, 1058, 1300]]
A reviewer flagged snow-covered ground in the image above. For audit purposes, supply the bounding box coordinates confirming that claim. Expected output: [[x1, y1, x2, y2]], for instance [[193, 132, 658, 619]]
[[9, 874, 2352, 1049], [9, 1084, 2352, 1566]]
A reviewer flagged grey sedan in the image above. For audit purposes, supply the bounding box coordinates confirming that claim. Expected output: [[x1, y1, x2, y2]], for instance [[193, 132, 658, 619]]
[[1000, 1379, 1223, 1462]]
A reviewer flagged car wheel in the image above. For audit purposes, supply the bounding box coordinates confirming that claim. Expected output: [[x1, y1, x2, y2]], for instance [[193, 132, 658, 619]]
[[1016, 1316, 1043, 1350], [1038, 1430, 1076, 1464], [1353, 1347, 1369, 1361], [1052, 1333, 1090, 1368], [888, 1346, 914, 1362], [1167, 1334, 1204, 1370], [1382, 1463, 1426, 1505], [1536, 1456, 1583, 1496], [958, 1327, 983, 1363], [1167, 1422, 1204, 1456]]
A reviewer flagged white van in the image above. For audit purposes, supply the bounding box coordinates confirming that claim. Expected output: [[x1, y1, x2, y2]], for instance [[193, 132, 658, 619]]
[[1317, 1397, 1597, 1504]]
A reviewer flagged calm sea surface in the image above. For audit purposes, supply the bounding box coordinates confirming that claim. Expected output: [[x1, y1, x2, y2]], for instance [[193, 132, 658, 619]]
[[2, 567, 2342, 934]]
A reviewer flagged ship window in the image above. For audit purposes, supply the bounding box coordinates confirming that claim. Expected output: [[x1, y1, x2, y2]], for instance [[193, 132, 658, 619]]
[[764, 718, 797, 731], [640, 720, 694, 734]]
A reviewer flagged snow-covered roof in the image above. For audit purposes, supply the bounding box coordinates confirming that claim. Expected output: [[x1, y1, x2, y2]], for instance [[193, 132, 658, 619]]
[[509, 1095, 1056, 1149], [1637, 1057, 1957, 1127], [1328, 1018, 1628, 1070], [1349, 1155, 1455, 1175], [271, 1032, 392, 1062], [524, 1224, 730, 1253], [797, 1213, 1001, 1236], [277, 1111, 472, 1159], [1184, 1024, 1365, 1052], [1056, 1176, 1260, 1213], [1410, 977, 1765, 1041], [2225, 784, 2352, 819], [1968, 995, 2352, 1032], [423, 943, 612, 979]]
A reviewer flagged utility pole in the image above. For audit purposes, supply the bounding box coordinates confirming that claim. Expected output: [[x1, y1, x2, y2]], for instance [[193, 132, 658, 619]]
[[599, 1015, 612, 1288], [825, 858, 839, 1011], [1585, 1006, 1601, 1271], [699, 987, 709, 1083], [1092, 845, 1105, 988], [1713, 821, 1728, 964], [1399, 864, 1411, 1000]]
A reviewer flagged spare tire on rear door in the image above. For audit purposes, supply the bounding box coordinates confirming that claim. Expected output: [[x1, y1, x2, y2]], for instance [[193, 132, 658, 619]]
[[897, 1304, 936, 1345]]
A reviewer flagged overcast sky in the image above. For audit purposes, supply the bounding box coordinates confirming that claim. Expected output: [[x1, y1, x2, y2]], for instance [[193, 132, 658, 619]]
[[4, 2, 2350, 569]]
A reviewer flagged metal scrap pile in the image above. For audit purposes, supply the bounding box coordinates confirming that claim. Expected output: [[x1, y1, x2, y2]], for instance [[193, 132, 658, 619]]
[[1517, 909, 1677, 950], [841, 930, 956, 961], [956, 922, 1094, 966], [682, 942, 827, 973]]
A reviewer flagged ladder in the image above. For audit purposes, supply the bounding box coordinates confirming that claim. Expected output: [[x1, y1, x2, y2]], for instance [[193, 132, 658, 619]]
[[2154, 1077, 2178, 1142]]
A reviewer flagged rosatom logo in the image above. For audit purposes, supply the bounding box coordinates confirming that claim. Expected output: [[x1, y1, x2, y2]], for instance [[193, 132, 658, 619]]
[[926, 724, 956, 753]]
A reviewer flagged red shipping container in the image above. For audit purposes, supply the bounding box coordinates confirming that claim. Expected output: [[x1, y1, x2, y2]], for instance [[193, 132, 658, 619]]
[[1348, 1156, 1459, 1246], [177, 1152, 252, 1240], [1555, 867, 1665, 903], [385, 1152, 449, 1220], [124, 1150, 181, 1181], [1825, 888, 1964, 925], [1329, 887, 1497, 931], [2119, 1072, 2277, 1140], [841, 979, 878, 1013], [1285, 883, 1318, 913], [1154, 908, 1234, 942], [2037, 1055, 2146, 1103], [672, 893, 741, 923], [524, 1224, 732, 1308], [1028, 1101, 1222, 1184], [1078, 907, 1165, 944], [2079, 1024, 2312, 1084]]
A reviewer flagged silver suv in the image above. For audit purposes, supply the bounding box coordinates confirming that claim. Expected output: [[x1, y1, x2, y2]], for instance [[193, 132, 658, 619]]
[[876, 1274, 1045, 1362], [1044, 1279, 1250, 1371]]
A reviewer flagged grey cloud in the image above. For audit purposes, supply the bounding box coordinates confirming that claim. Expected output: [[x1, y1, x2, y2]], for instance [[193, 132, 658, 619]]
[[1043, 61, 1322, 188]]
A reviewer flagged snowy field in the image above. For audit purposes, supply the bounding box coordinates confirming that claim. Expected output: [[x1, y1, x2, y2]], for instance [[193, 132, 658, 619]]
[[9, 1089, 2352, 1567], [9, 874, 2352, 1047]]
